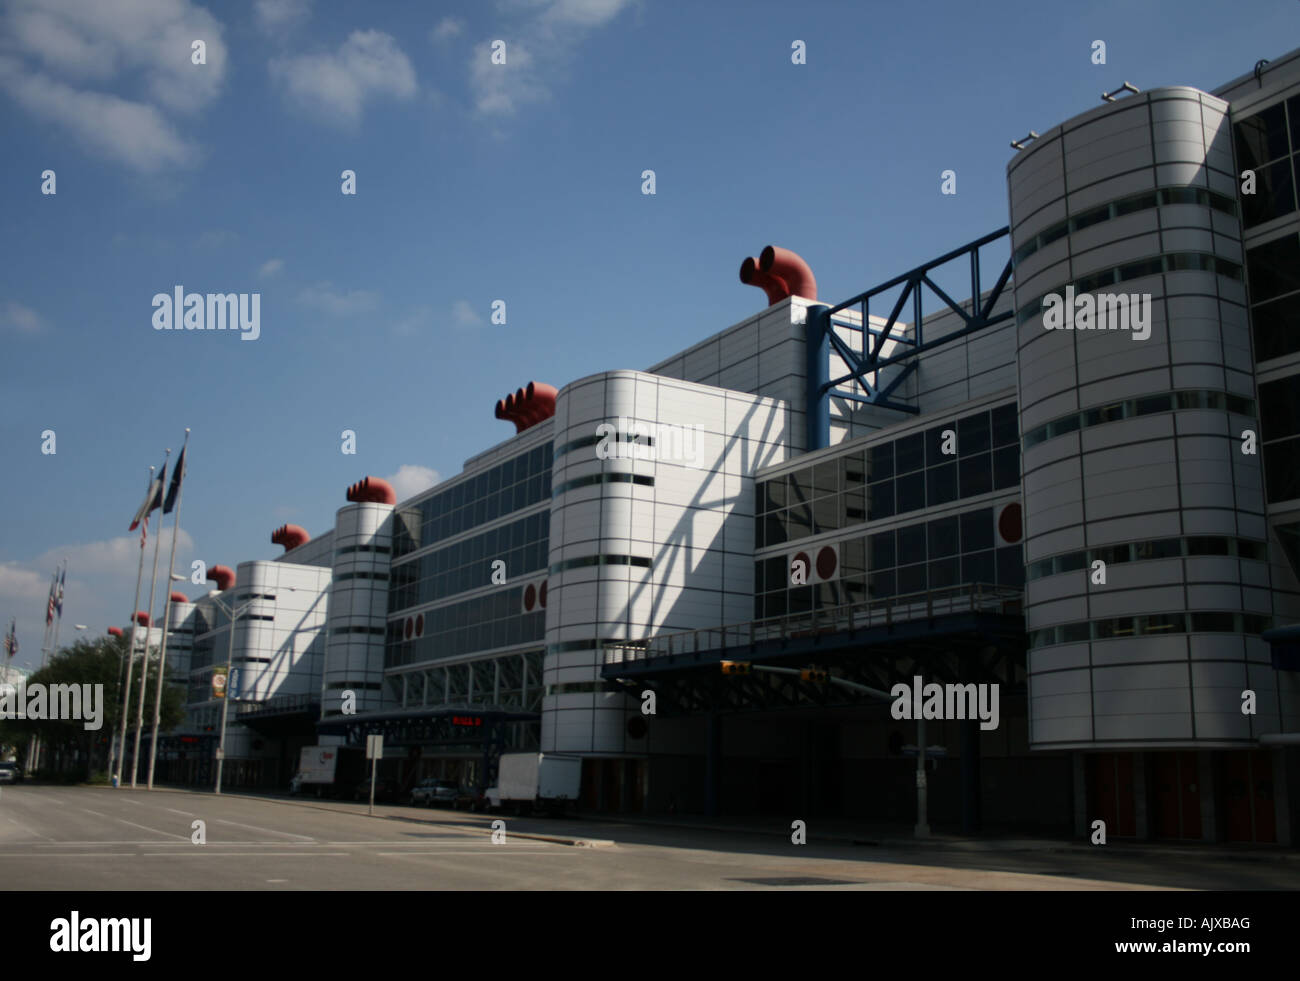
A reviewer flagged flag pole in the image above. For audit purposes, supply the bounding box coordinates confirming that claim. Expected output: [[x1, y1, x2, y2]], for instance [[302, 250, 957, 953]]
[[116, 465, 155, 788], [32, 576, 54, 772], [50, 559, 66, 655], [131, 448, 170, 787], [147, 429, 189, 789]]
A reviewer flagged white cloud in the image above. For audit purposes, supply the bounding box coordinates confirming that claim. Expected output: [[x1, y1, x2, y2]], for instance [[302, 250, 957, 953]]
[[0, 56, 197, 172], [254, 0, 312, 33], [383, 465, 441, 502], [392, 304, 432, 336], [259, 258, 285, 278], [296, 281, 380, 316], [431, 17, 464, 42], [451, 299, 485, 328], [469, 0, 630, 117], [1, 301, 45, 333], [0, 527, 196, 671], [270, 30, 416, 126]]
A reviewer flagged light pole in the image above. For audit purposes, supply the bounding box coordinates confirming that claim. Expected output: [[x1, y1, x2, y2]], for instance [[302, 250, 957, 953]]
[[207, 593, 253, 795]]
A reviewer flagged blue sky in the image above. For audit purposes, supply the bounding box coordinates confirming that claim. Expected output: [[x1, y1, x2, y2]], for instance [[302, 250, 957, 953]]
[[1, 0, 1297, 670]]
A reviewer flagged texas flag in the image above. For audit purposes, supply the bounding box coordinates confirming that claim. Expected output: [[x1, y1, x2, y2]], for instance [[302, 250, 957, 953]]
[[129, 461, 167, 546]]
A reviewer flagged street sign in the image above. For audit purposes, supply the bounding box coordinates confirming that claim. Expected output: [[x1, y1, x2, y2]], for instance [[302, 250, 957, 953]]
[[365, 734, 383, 760], [228, 667, 241, 699]]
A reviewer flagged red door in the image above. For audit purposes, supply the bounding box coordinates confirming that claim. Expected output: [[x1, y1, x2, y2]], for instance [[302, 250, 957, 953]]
[[1090, 753, 1137, 838]]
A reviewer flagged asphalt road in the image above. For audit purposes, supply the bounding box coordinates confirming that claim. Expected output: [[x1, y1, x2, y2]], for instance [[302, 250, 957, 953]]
[[0, 784, 1293, 890]]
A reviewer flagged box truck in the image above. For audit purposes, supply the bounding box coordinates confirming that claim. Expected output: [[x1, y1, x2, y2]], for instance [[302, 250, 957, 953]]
[[490, 752, 582, 815]]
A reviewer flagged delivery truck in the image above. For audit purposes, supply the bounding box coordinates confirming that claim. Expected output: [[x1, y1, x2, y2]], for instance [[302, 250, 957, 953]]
[[291, 744, 363, 798], [489, 752, 582, 815]]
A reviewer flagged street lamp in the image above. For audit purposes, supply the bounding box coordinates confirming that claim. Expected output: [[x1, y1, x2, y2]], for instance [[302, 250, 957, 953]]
[[206, 592, 253, 795]]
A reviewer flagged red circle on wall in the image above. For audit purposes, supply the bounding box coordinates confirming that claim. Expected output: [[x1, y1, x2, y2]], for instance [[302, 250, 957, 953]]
[[524, 583, 536, 611], [999, 502, 1023, 544], [539, 581, 548, 608], [792, 551, 811, 583], [816, 546, 838, 581], [415, 613, 424, 637]]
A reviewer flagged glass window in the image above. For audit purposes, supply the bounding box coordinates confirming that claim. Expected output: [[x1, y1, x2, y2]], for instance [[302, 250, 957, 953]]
[[813, 496, 840, 534], [868, 530, 896, 570], [1133, 538, 1180, 560], [1290, 95, 1300, 149], [1241, 157, 1296, 228], [788, 585, 813, 615], [814, 460, 839, 497], [1134, 393, 1173, 417], [958, 412, 991, 456], [896, 471, 925, 513], [1061, 622, 1091, 644], [927, 462, 958, 507], [926, 424, 955, 466], [1234, 101, 1290, 170], [1186, 537, 1230, 556], [1247, 233, 1300, 303], [787, 504, 812, 539], [993, 446, 1020, 489], [1252, 293, 1300, 362], [898, 563, 926, 594], [1072, 204, 1110, 231], [928, 557, 960, 589], [764, 590, 787, 617], [789, 469, 812, 504], [996, 545, 1024, 587], [868, 481, 895, 521], [962, 549, 995, 585], [959, 453, 992, 498], [762, 479, 786, 512], [1192, 612, 1235, 632], [928, 516, 959, 557], [867, 569, 895, 598], [960, 508, 994, 552], [895, 433, 925, 474], [843, 487, 866, 523], [763, 513, 786, 547], [1264, 439, 1300, 502], [1116, 192, 1157, 216], [868, 443, 894, 481], [897, 523, 926, 563], [1260, 377, 1300, 442], [841, 453, 866, 488]]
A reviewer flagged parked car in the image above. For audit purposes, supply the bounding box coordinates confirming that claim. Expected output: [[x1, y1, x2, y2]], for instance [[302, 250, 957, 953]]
[[0, 762, 22, 784], [453, 785, 487, 811], [411, 778, 459, 807]]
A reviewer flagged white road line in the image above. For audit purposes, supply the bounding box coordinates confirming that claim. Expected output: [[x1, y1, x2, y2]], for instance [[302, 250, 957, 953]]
[[80, 807, 112, 819], [164, 807, 196, 816], [210, 818, 314, 841], [2, 816, 54, 841], [374, 849, 555, 857], [113, 818, 189, 840], [140, 852, 350, 858]]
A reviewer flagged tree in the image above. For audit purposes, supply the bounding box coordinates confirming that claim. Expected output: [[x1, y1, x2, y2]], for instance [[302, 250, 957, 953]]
[[0, 634, 185, 781]]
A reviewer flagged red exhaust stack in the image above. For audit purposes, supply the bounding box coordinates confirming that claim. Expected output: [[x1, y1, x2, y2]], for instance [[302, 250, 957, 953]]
[[169, 591, 188, 604], [207, 565, 236, 591], [740, 245, 817, 306], [494, 380, 557, 433], [271, 523, 311, 551], [345, 477, 397, 505]]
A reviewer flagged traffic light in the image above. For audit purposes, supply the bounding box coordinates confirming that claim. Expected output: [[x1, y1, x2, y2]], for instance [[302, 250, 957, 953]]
[[801, 667, 828, 683], [721, 661, 752, 675]]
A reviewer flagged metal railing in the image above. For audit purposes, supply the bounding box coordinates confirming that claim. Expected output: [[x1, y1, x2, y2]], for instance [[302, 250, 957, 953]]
[[602, 582, 1022, 666]]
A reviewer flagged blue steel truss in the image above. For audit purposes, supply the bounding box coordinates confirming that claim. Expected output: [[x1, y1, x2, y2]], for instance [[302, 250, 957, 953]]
[[805, 227, 1015, 448]]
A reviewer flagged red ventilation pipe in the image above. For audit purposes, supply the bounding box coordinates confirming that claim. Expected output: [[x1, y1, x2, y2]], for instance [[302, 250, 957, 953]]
[[739, 255, 790, 305], [526, 381, 557, 420], [759, 245, 816, 300], [133, 611, 151, 626], [107, 626, 124, 637], [496, 397, 525, 433], [271, 523, 310, 551], [207, 565, 236, 591], [346, 476, 397, 505], [494, 381, 558, 432], [169, 591, 188, 604]]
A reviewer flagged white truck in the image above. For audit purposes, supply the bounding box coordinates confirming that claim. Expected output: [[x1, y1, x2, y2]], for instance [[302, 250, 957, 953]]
[[489, 752, 582, 815]]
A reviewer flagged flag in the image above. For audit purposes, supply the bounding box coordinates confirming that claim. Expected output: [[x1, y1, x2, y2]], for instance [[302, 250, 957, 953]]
[[55, 567, 65, 617], [130, 460, 167, 547], [3, 619, 15, 659], [45, 577, 56, 626], [163, 444, 186, 514]]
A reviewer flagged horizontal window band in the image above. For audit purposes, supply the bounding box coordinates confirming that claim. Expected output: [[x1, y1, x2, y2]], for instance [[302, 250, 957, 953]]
[[1022, 389, 1256, 450], [549, 554, 653, 574], [552, 473, 655, 496], [1029, 612, 1271, 649], [1013, 186, 1237, 268], [1026, 536, 1268, 581], [1015, 251, 1243, 327]]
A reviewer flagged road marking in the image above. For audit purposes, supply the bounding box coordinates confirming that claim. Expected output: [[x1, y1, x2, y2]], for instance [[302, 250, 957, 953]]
[[210, 818, 314, 841], [113, 817, 190, 840], [164, 807, 196, 816], [3, 816, 54, 840], [266, 879, 288, 883], [140, 852, 350, 858], [80, 807, 112, 819]]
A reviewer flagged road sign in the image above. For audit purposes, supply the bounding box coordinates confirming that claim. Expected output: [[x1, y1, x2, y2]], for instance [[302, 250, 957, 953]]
[[366, 734, 383, 760]]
